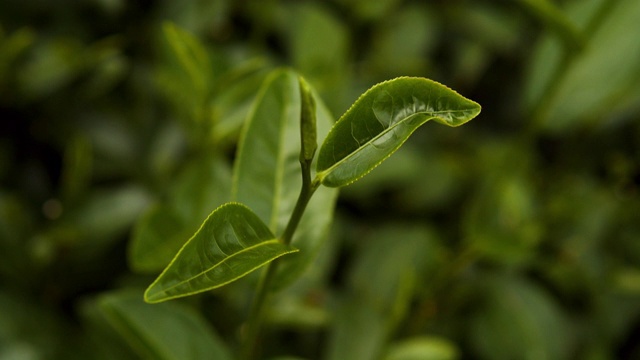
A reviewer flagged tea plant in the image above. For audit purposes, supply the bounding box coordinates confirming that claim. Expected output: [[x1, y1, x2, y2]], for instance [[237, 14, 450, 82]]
[[141, 68, 480, 358], [6, 1, 639, 359]]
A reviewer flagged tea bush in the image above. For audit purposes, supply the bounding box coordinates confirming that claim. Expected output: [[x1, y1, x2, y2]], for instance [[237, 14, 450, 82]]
[[1, 1, 639, 359]]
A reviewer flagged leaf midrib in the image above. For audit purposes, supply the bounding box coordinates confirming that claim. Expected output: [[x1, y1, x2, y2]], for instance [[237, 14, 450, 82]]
[[270, 83, 294, 231], [153, 239, 281, 295], [318, 110, 443, 177]]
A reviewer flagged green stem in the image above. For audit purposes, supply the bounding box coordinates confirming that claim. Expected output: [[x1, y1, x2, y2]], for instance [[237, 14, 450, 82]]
[[281, 160, 319, 245], [241, 159, 320, 359]]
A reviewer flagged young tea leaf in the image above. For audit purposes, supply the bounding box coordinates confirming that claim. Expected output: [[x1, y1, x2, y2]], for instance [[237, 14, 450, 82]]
[[232, 68, 338, 289], [316, 77, 480, 187], [299, 75, 318, 162], [144, 203, 297, 303]]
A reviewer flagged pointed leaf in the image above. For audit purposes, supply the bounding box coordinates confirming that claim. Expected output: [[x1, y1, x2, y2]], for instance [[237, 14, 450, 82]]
[[316, 77, 481, 187], [144, 203, 297, 303], [232, 68, 338, 288], [299, 75, 318, 162], [161, 22, 210, 96], [232, 69, 301, 231]]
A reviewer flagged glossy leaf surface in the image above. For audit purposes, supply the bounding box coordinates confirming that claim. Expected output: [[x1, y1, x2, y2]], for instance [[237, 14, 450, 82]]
[[232, 68, 338, 288], [145, 203, 297, 303], [98, 290, 232, 360], [316, 77, 480, 187]]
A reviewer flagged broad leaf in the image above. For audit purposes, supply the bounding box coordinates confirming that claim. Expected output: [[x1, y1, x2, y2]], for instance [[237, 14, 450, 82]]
[[144, 203, 297, 303], [232, 69, 302, 231], [97, 290, 232, 360], [232, 68, 338, 289], [316, 77, 480, 187]]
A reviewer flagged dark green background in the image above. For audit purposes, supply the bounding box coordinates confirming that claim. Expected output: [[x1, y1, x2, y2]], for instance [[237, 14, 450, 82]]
[[1, 0, 639, 359]]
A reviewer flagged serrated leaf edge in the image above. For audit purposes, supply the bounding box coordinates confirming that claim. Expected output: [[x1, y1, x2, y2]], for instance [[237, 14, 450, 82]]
[[315, 77, 480, 187], [144, 202, 298, 303], [316, 113, 434, 187]]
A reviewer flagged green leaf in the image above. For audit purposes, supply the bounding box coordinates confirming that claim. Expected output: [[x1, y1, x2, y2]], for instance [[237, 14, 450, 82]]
[[129, 156, 231, 273], [232, 69, 302, 232], [144, 203, 297, 303], [232, 68, 338, 288], [316, 77, 481, 187], [299, 75, 317, 162], [97, 290, 232, 360], [161, 22, 210, 96]]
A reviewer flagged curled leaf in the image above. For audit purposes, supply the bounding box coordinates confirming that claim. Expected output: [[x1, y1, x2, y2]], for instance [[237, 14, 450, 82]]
[[316, 77, 480, 187]]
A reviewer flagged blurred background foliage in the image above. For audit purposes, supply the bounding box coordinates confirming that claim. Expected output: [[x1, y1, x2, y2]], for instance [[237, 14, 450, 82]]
[[1, 0, 639, 359]]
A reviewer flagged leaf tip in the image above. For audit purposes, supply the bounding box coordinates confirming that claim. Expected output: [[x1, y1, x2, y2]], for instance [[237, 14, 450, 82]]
[[143, 285, 163, 304]]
